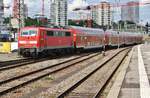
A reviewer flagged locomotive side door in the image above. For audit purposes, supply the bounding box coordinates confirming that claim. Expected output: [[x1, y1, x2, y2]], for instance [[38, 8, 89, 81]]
[[40, 30, 47, 49]]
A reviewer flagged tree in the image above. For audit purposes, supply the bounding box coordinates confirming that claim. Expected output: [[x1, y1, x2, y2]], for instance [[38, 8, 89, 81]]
[[68, 19, 86, 27], [92, 20, 101, 28], [4, 17, 10, 24], [25, 17, 48, 26]]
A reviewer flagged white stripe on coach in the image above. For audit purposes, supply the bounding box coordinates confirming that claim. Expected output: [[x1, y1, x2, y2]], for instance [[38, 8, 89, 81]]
[[138, 45, 150, 98]]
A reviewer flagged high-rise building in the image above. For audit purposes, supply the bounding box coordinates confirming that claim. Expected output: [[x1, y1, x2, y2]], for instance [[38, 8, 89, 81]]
[[50, 0, 68, 26], [91, 1, 112, 27], [13, 0, 27, 18], [12, 0, 25, 27], [121, 1, 139, 23], [0, 0, 4, 29]]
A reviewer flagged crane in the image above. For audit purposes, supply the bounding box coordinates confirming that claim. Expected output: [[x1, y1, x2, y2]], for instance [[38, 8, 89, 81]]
[[73, 1, 150, 11], [42, 0, 45, 16]]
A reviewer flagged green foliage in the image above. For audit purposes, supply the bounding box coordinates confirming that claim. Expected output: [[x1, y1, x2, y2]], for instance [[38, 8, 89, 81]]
[[4, 17, 10, 24], [118, 20, 136, 25], [25, 17, 43, 26], [68, 19, 86, 27], [92, 21, 101, 28]]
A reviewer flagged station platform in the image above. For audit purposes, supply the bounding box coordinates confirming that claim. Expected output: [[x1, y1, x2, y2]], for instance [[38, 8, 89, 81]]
[[107, 44, 150, 98]]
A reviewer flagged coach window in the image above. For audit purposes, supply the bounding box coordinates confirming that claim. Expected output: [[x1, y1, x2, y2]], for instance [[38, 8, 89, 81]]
[[47, 31, 54, 36], [54, 31, 59, 36], [58, 32, 64, 37], [61, 32, 65, 36], [65, 32, 71, 37]]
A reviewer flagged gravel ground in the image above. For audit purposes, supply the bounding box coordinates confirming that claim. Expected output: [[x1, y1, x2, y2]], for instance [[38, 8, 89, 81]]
[[0, 52, 22, 62], [0, 53, 97, 88], [0, 48, 126, 98], [1, 53, 103, 98], [0, 54, 84, 98], [34, 49, 122, 98], [102, 47, 134, 98], [0, 55, 81, 82], [65, 49, 129, 98]]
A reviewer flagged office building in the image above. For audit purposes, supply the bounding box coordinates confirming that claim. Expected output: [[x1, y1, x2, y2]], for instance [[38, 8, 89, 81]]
[[121, 1, 139, 23], [50, 0, 68, 26], [91, 1, 112, 27]]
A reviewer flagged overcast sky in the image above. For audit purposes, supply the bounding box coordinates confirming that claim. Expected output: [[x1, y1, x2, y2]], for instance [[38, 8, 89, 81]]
[[3, 0, 150, 23]]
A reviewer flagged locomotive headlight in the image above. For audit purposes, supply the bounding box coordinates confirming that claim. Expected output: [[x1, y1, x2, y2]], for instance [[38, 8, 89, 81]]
[[29, 41, 37, 44], [19, 41, 37, 44], [19, 41, 27, 44]]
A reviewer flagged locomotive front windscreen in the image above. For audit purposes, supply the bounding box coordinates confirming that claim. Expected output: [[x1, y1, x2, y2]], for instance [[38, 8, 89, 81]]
[[21, 30, 37, 36]]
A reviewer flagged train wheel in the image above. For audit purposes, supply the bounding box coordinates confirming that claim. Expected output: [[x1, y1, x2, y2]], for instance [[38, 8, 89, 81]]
[[32, 52, 38, 58], [22, 52, 29, 57]]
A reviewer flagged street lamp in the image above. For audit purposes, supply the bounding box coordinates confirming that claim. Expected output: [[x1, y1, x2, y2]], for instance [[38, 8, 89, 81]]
[[117, 31, 120, 49], [146, 22, 149, 34], [102, 26, 107, 56]]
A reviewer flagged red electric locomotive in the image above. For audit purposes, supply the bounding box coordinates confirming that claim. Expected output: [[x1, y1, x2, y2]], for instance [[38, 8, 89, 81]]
[[18, 26, 142, 57], [18, 26, 74, 57]]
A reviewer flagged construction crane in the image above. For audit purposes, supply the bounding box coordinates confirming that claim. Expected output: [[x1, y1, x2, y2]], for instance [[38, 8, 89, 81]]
[[73, 0, 150, 28], [72, 0, 92, 27], [73, 1, 150, 11], [1, 5, 10, 9], [13, 0, 19, 18], [42, 0, 45, 16], [13, 0, 25, 28]]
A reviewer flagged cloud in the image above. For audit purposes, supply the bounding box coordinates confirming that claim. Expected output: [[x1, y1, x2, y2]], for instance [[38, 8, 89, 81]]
[[3, 0, 50, 17], [25, 0, 50, 17], [68, 0, 88, 11], [140, 0, 150, 3], [4, 0, 12, 16], [4, 0, 88, 18]]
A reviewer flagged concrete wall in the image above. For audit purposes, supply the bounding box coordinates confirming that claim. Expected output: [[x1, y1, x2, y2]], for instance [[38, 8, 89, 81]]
[[11, 42, 18, 52], [0, 42, 18, 53]]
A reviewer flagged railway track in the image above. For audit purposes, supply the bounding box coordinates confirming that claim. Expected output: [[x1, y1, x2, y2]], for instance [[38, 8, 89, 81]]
[[0, 57, 54, 71], [0, 52, 101, 96], [0, 51, 99, 71], [44, 48, 131, 98], [0, 58, 31, 67], [0, 54, 85, 71]]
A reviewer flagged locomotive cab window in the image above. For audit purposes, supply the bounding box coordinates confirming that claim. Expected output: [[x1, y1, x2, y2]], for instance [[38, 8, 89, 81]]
[[21, 31, 28, 36], [29, 30, 37, 36], [21, 30, 37, 36], [65, 32, 71, 37]]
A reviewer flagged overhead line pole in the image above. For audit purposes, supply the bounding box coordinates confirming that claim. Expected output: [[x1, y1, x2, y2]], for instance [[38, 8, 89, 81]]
[[18, 0, 25, 57], [20, 0, 25, 28]]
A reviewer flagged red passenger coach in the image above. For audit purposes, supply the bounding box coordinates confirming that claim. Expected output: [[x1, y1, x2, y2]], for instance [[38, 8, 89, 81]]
[[71, 26, 106, 49]]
